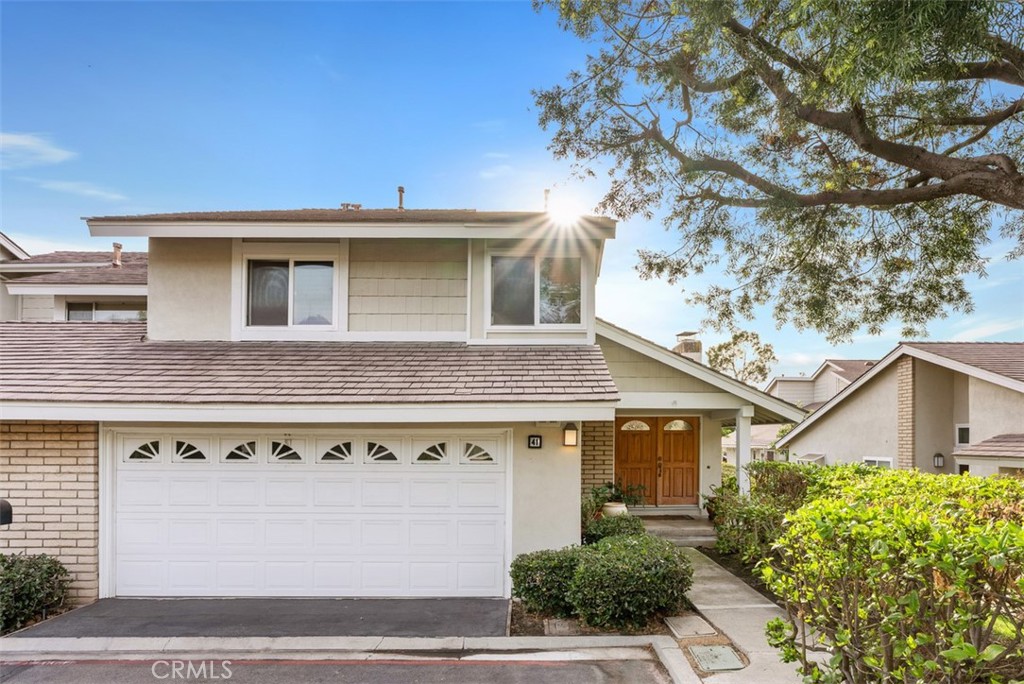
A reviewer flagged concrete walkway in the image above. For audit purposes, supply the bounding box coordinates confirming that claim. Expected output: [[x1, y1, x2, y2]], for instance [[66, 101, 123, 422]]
[[680, 548, 801, 683]]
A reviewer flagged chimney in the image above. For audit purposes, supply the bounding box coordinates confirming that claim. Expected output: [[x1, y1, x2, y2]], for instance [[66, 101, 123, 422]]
[[398, 186, 405, 211], [672, 331, 702, 363], [112, 242, 123, 268]]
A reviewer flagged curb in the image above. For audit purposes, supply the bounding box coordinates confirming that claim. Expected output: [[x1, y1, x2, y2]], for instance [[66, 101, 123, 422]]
[[0, 635, 701, 684]]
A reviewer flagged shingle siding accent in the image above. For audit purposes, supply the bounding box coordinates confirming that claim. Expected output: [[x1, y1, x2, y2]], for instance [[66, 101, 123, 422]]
[[0, 420, 99, 605], [897, 356, 915, 469], [581, 421, 614, 495]]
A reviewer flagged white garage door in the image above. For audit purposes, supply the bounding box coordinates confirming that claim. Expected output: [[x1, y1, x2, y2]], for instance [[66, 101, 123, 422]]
[[112, 430, 508, 597]]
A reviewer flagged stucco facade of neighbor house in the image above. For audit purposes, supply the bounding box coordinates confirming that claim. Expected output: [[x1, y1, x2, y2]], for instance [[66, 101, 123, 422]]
[[0, 206, 802, 603], [766, 358, 876, 412], [777, 342, 1024, 474]]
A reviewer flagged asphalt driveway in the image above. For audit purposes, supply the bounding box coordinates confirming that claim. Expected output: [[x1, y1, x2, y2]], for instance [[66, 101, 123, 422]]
[[8, 598, 510, 638]]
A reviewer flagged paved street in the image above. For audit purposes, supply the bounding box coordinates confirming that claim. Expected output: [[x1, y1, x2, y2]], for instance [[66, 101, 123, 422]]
[[0, 657, 671, 684]]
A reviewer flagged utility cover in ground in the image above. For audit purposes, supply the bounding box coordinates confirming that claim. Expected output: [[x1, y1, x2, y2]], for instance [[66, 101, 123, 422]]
[[665, 615, 716, 638], [689, 645, 744, 671]]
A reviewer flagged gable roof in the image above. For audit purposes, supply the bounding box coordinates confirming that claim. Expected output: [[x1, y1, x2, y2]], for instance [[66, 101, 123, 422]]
[[595, 319, 806, 424], [765, 358, 875, 393], [0, 322, 618, 405], [6, 261, 148, 286], [778, 341, 1024, 448]]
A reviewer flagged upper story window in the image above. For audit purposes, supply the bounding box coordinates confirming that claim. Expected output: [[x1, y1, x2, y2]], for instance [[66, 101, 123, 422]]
[[490, 255, 581, 327], [247, 259, 334, 327], [67, 301, 147, 322]]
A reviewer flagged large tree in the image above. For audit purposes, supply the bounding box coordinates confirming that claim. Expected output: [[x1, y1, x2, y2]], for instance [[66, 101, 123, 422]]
[[535, 0, 1024, 342], [706, 330, 778, 385]]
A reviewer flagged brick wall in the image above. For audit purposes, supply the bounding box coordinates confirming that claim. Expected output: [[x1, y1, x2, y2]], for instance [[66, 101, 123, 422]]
[[581, 421, 614, 495], [896, 356, 915, 469], [0, 421, 100, 604]]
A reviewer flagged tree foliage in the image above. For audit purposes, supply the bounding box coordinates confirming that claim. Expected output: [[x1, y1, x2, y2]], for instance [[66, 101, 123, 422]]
[[534, 0, 1024, 341], [706, 329, 778, 384]]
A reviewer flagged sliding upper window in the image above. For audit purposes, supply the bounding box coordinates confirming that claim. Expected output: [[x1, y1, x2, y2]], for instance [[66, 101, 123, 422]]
[[490, 255, 581, 326], [247, 259, 335, 327]]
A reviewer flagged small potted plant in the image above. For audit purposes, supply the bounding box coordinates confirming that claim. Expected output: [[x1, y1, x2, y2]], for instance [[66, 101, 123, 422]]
[[597, 481, 645, 516]]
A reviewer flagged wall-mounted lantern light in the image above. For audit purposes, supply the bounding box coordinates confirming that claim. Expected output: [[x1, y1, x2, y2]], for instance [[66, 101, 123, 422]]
[[933, 452, 945, 469], [563, 422, 579, 447]]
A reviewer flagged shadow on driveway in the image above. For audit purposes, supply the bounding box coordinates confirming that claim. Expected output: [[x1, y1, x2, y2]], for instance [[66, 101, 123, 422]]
[[9, 598, 510, 638]]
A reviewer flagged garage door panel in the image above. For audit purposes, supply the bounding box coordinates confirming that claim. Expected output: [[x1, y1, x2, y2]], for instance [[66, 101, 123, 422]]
[[114, 431, 508, 597]]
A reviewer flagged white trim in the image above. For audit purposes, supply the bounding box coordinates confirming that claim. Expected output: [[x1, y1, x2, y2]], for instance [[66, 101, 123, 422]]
[[503, 428, 514, 598], [2, 401, 618, 423], [954, 423, 971, 450], [0, 233, 31, 260], [862, 456, 894, 468], [596, 319, 805, 423], [616, 392, 748, 410], [88, 220, 617, 241], [0, 262, 111, 273], [5, 283, 147, 296], [99, 423, 115, 598], [778, 344, 1024, 447]]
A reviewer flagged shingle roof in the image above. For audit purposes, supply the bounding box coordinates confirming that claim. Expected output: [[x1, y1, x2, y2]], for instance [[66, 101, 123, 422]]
[[0, 322, 619, 405], [956, 434, 1024, 460], [14, 251, 147, 266], [11, 261, 147, 285], [826, 359, 877, 383], [902, 342, 1024, 383], [86, 208, 616, 228]]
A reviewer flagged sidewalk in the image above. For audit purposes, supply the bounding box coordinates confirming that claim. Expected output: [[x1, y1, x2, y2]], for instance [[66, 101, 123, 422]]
[[680, 547, 801, 683]]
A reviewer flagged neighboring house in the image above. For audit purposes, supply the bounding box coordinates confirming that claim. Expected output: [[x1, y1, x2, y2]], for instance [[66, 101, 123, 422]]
[[721, 423, 786, 463], [766, 358, 877, 411], [0, 206, 803, 604], [777, 342, 1024, 475], [0, 235, 148, 322]]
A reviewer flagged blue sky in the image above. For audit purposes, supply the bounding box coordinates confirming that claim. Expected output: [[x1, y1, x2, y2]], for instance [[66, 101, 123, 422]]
[[2, 1, 1021, 381]]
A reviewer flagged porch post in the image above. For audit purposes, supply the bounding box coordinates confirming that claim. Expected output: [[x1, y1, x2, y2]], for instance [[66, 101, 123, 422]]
[[736, 405, 754, 494]]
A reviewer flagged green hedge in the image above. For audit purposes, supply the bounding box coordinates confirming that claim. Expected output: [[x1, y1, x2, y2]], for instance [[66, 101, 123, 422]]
[[1, 554, 70, 634], [763, 470, 1024, 683], [567, 534, 692, 629], [510, 546, 583, 617], [582, 513, 646, 545]]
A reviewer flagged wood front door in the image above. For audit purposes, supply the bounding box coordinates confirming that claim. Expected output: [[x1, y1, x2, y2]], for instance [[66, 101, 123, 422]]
[[614, 417, 700, 506]]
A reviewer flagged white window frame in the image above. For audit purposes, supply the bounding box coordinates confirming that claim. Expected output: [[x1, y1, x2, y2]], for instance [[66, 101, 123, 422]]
[[484, 248, 587, 332], [793, 453, 825, 465], [862, 456, 893, 468], [954, 423, 971, 450], [232, 241, 347, 341]]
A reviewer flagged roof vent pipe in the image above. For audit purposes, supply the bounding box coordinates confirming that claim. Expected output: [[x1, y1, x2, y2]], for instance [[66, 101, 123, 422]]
[[398, 186, 405, 211], [112, 242, 122, 267], [544, 188, 550, 211]]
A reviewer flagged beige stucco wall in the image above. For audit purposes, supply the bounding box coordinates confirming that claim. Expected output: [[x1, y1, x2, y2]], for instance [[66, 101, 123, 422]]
[[0, 284, 20, 321], [968, 377, 1024, 444], [914, 360, 955, 474], [148, 238, 232, 340], [19, 294, 55, 322], [511, 423, 581, 556], [348, 239, 467, 332], [599, 337, 721, 393], [786, 363, 899, 464], [812, 371, 844, 403]]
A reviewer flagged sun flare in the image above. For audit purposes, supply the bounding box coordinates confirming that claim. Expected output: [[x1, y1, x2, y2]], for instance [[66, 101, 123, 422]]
[[546, 193, 587, 226]]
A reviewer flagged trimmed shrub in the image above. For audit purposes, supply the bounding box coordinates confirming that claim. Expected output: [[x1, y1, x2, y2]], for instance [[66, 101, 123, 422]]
[[763, 470, 1024, 683], [568, 534, 693, 629], [582, 513, 646, 545], [1, 553, 70, 634], [510, 546, 584, 617]]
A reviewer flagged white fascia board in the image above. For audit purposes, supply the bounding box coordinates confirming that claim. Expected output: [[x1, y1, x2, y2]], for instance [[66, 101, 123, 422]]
[[616, 392, 747, 410], [0, 234, 31, 260], [5, 283, 147, 296], [0, 401, 618, 423], [778, 344, 1024, 448], [87, 221, 616, 241], [595, 320, 806, 423]]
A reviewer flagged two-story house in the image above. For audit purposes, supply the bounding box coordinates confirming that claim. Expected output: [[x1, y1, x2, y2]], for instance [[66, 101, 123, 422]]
[[765, 359, 877, 412], [0, 206, 803, 604], [778, 342, 1024, 473]]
